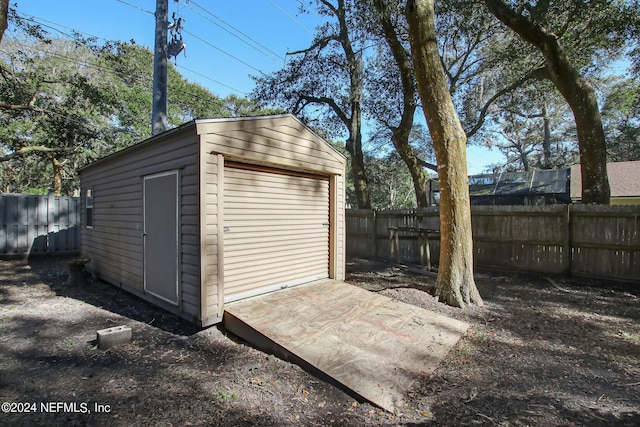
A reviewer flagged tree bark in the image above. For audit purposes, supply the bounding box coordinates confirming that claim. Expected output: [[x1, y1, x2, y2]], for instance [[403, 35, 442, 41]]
[[542, 103, 551, 168], [347, 102, 372, 209], [0, 0, 8, 44], [483, 0, 610, 204], [50, 156, 62, 196], [406, 0, 482, 307], [374, 0, 429, 207]]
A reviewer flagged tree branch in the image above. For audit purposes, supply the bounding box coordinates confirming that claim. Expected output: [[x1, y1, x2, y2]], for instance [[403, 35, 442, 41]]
[[416, 157, 438, 172], [295, 94, 350, 127], [0, 145, 61, 162], [465, 66, 549, 138], [287, 35, 336, 55]]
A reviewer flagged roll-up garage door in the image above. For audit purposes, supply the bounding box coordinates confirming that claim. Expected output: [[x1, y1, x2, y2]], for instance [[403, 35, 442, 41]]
[[223, 164, 330, 303]]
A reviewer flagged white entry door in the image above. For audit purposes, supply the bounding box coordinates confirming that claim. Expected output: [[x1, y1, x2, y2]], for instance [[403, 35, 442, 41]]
[[143, 171, 179, 304]]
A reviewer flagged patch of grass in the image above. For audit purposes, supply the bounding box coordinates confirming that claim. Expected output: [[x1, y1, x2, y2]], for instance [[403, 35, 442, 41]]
[[619, 330, 640, 345], [213, 390, 238, 402]]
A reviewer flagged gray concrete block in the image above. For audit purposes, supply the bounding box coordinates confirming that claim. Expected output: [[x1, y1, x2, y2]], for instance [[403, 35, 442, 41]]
[[97, 325, 132, 350]]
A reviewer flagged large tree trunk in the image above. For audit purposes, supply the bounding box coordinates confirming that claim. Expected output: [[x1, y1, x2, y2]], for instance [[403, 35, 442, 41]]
[[406, 0, 482, 307], [50, 156, 62, 196], [483, 0, 610, 204], [0, 0, 8, 44], [392, 130, 429, 207], [542, 103, 551, 169], [347, 105, 372, 209], [374, 0, 429, 207], [332, 0, 371, 209]]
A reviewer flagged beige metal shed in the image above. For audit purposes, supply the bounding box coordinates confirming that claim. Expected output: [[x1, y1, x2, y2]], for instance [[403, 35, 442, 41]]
[[79, 114, 346, 327]]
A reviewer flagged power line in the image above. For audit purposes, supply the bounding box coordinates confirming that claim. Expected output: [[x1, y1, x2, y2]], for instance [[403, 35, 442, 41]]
[[16, 10, 247, 97], [1, 40, 235, 114], [114, 0, 154, 16], [182, 0, 286, 64], [176, 65, 245, 95], [181, 28, 264, 74], [114, 0, 269, 80], [268, 0, 314, 35]]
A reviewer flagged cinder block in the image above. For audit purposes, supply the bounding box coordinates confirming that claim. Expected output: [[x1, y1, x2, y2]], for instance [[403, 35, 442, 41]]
[[96, 325, 132, 350]]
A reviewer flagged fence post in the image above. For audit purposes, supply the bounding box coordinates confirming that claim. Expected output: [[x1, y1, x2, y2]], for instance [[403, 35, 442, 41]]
[[389, 226, 399, 263], [372, 209, 378, 259], [47, 190, 55, 253], [562, 204, 572, 275]]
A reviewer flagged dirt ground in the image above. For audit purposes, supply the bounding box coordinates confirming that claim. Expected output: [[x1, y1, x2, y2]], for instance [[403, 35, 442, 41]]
[[1, 256, 639, 426]]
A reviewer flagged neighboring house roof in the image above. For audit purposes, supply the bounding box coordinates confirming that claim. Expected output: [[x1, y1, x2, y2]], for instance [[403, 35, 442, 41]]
[[570, 160, 640, 199]]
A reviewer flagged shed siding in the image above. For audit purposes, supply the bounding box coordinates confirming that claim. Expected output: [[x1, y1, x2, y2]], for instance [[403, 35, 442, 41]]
[[201, 153, 222, 324], [333, 174, 346, 281], [80, 130, 201, 320], [197, 118, 344, 175]]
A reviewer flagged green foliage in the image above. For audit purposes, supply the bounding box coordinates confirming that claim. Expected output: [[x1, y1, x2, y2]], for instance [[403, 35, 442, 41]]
[[0, 25, 276, 195], [365, 152, 417, 209], [0, 37, 118, 194], [434, 0, 640, 176], [602, 76, 640, 161]]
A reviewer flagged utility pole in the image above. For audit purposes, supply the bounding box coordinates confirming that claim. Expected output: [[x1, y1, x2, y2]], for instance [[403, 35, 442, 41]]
[[151, 0, 168, 135]]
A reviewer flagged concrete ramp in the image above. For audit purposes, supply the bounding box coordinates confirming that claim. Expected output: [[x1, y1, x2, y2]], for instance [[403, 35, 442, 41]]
[[223, 280, 469, 413]]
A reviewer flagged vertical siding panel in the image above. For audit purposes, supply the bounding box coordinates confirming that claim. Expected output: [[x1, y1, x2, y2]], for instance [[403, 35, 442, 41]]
[[201, 150, 222, 323]]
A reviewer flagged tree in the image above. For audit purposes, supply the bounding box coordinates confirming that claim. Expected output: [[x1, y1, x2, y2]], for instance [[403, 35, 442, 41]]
[[0, 37, 118, 195], [480, 0, 637, 204], [0, 33, 271, 194], [95, 42, 238, 152], [0, 0, 8, 43], [252, 0, 372, 208], [601, 76, 640, 162], [406, 0, 483, 307], [366, 152, 419, 208], [353, 0, 429, 207], [484, 80, 579, 171]]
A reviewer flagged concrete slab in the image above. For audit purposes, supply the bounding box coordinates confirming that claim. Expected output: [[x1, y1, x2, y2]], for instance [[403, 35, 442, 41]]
[[223, 280, 469, 413]]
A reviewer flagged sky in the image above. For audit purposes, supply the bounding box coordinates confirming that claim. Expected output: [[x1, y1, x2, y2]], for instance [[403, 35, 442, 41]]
[[9, 0, 502, 174]]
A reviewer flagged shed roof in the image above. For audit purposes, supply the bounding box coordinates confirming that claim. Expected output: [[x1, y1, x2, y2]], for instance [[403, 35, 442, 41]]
[[195, 114, 346, 175], [570, 160, 640, 199], [80, 114, 345, 175]]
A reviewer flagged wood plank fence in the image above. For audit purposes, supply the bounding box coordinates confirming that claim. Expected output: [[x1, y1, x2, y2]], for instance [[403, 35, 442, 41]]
[[0, 194, 80, 256], [347, 206, 640, 283]]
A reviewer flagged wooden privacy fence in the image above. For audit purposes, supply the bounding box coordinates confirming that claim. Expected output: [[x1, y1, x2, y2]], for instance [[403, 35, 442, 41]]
[[0, 194, 80, 256], [346, 206, 640, 283]]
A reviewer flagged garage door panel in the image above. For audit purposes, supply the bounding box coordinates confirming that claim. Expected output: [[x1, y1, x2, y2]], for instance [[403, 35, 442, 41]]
[[225, 195, 326, 206], [225, 213, 327, 222], [225, 265, 328, 293], [225, 237, 328, 253], [225, 258, 329, 281], [224, 166, 330, 302], [225, 245, 328, 267]]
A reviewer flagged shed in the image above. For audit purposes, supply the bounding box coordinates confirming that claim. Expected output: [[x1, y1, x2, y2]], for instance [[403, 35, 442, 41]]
[[79, 114, 347, 327]]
